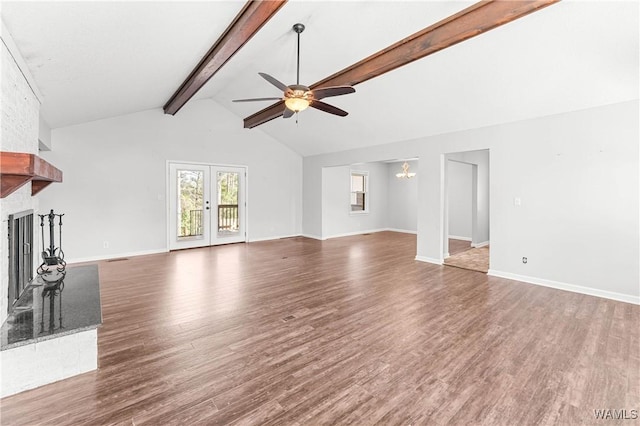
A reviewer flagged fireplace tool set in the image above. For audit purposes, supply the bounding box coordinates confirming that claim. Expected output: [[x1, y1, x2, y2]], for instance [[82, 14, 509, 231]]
[[37, 209, 66, 285], [34, 209, 66, 333]]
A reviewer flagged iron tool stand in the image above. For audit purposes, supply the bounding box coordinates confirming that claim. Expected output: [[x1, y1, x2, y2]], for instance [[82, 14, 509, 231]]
[[37, 209, 66, 277]]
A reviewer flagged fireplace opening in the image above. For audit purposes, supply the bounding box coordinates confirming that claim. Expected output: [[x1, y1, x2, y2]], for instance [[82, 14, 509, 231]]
[[8, 209, 34, 312]]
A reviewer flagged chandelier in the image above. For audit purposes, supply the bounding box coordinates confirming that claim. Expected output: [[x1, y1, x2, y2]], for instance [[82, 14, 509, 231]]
[[395, 162, 416, 179]]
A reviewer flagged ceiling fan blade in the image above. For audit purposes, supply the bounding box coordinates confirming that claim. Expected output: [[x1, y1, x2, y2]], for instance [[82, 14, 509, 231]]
[[258, 72, 289, 93], [232, 97, 282, 102], [283, 107, 294, 119], [310, 100, 348, 117], [312, 86, 355, 100]]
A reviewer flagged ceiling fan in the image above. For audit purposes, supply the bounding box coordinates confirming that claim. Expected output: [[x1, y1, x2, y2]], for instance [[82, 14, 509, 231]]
[[233, 23, 355, 119]]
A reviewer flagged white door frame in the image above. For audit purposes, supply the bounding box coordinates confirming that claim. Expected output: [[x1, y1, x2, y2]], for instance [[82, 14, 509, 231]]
[[441, 151, 489, 261], [166, 160, 248, 250]]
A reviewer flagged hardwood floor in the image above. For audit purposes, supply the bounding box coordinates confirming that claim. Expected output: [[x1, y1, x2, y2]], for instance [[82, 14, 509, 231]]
[[448, 238, 472, 256], [444, 246, 490, 273], [446, 239, 490, 273], [1, 232, 638, 425]]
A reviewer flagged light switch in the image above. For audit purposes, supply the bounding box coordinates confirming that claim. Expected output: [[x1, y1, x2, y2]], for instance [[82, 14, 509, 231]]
[[514, 197, 521, 206]]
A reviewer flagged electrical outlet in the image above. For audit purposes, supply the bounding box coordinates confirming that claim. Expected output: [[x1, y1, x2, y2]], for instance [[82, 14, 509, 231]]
[[103, 241, 109, 249], [522, 257, 528, 264]]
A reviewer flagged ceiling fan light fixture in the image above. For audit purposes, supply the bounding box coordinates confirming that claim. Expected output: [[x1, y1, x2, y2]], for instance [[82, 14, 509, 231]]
[[234, 22, 355, 123], [285, 97, 310, 112]]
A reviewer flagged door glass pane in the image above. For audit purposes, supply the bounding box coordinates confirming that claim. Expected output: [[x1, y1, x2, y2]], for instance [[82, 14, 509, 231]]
[[217, 172, 239, 235], [177, 170, 204, 238]]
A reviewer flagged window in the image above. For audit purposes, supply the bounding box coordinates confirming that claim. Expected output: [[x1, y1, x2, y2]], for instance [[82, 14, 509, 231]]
[[350, 171, 368, 213]]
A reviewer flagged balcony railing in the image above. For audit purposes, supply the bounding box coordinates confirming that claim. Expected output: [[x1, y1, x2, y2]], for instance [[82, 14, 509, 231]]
[[218, 204, 238, 232], [181, 209, 203, 237], [180, 205, 239, 237]]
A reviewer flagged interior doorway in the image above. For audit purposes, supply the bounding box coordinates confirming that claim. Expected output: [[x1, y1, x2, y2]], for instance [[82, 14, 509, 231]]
[[442, 149, 490, 272], [168, 162, 247, 250]]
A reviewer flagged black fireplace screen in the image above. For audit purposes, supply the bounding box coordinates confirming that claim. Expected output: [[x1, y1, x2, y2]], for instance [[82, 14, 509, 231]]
[[8, 210, 33, 311]]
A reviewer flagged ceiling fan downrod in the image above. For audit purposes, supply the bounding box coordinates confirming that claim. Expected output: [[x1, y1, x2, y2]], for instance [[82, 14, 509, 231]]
[[292, 23, 305, 85]]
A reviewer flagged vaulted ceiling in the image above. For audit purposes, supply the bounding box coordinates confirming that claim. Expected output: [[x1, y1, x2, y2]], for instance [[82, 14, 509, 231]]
[[2, 1, 638, 156]]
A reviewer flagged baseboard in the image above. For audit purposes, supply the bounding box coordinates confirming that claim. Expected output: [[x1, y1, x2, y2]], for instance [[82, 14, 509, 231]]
[[415, 255, 443, 265], [448, 235, 472, 242], [323, 228, 419, 240], [488, 269, 640, 305], [472, 241, 490, 248], [301, 234, 324, 240], [67, 248, 168, 265], [248, 234, 302, 243], [385, 228, 417, 235], [444, 252, 450, 258], [68, 235, 309, 262], [323, 228, 389, 240]]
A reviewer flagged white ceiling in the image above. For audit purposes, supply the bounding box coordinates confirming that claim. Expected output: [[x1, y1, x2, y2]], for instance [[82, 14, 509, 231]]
[[2, 1, 638, 156]]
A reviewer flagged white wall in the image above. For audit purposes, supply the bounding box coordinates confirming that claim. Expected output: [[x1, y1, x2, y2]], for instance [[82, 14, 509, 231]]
[[38, 115, 52, 151], [321, 162, 388, 239], [446, 149, 490, 246], [302, 164, 323, 239], [387, 160, 418, 233], [446, 160, 473, 240], [303, 101, 639, 303], [38, 99, 302, 262], [321, 166, 348, 238]]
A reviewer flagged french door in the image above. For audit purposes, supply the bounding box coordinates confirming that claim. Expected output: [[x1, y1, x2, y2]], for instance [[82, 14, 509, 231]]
[[168, 162, 246, 250]]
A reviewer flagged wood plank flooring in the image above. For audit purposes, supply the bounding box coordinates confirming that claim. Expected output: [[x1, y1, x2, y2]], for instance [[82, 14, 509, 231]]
[[1, 232, 638, 425], [444, 246, 490, 273], [448, 238, 472, 256]]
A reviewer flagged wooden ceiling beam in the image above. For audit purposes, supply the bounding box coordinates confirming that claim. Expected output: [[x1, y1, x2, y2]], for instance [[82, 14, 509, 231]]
[[244, 0, 559, 129], [164, 0, 287, 116]]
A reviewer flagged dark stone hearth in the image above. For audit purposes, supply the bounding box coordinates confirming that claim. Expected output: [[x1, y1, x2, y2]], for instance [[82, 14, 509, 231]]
[[1, 265, 102, 350]]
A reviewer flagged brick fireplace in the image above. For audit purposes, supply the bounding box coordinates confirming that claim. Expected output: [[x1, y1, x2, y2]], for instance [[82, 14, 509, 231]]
[[1, 35, 41, 324], [1, 28, 97, 399]]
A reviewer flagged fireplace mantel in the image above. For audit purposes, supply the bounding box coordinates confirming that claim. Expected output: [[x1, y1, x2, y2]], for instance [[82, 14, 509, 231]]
[[0, 152, 63, 198]]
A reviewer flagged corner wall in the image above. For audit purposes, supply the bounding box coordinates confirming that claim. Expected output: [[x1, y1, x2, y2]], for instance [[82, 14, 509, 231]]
[[303, 101, 639, 303], [321, 162, 389, 239], [38, 99, 303, 262], [387, 160, 418, 233]]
